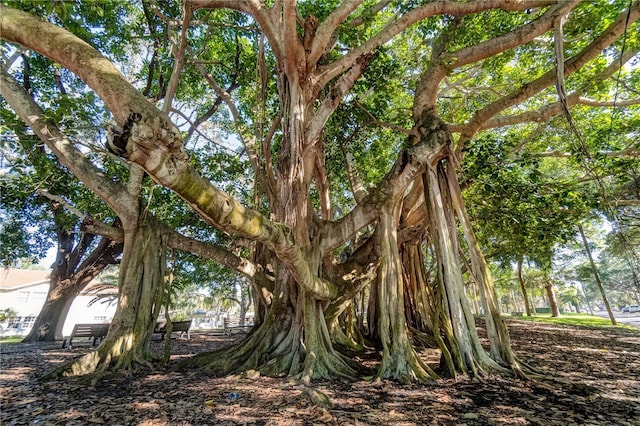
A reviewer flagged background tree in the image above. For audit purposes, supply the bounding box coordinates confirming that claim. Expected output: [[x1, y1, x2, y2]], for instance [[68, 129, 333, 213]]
[[0, 34, 125, 341]]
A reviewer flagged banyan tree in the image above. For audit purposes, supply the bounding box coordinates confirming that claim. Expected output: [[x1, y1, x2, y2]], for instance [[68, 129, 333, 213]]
[[1, 0, 638, 382]]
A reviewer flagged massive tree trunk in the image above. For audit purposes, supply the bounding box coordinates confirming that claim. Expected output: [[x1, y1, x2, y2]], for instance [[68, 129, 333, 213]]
[[22, 279, 77, 342], [181, 72, 356, 381], [373, 199, 439, 382], [23, 221, 77, 342], [183, 262, 358, 381], [45, 214, 167, 379]]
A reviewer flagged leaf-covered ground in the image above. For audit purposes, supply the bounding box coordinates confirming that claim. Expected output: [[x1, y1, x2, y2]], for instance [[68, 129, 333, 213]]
[[1, 319, 639, 425]]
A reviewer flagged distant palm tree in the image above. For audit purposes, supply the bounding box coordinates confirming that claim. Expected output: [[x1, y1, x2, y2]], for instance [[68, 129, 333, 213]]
[[86, 266, 119, 307]]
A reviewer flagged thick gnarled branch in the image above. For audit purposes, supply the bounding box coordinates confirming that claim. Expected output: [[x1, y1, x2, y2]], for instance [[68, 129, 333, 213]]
[[459, 2, 640, 142], [83, 219, 273, 287], [316, 0, 554, 92], [414, 1, 576, 118], [0, 4, 335, 300]]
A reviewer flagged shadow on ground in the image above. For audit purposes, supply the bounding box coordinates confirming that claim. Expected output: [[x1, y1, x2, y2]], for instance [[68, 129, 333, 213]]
[[1, 320, 639, 425]]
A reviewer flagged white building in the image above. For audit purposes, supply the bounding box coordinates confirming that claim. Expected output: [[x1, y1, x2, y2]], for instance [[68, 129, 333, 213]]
[[0, 268, 117, 337]]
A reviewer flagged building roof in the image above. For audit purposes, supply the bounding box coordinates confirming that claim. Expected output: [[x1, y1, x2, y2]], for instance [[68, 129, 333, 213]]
[[0, 268, 50, 291], [0, 269, 117, 295]]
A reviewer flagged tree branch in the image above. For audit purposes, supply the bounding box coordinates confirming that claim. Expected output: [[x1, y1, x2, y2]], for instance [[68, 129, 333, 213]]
[[282, 0, 304, 81], [531, 148, 639, 158], [82, 219, 273, 286], [350, 0, 392, 27], [315, 0, 553, 92], [467, 48, 640, 131], [162, 1, 193, 112], [307, 0, 362, 68], [141, 0, 163, 99], [449, 1, 577, 69], [459, 2, 640, 141], [611, 200, 640, 206], [320, 116, 452, 253], [189, 50, 276, 201], [307, 52, 373, 146], [355, 100, 415, 136], [36, 189, 88, 220], [414, 1, 575, 117], [576, 96, 640, 107], [0, 5, 334, 300], [0, 70, 136, 220]]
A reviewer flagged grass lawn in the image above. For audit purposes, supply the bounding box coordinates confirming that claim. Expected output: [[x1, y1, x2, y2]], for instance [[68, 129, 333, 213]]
[[507, 312, 636, 330], [0, 336, 23, 344]]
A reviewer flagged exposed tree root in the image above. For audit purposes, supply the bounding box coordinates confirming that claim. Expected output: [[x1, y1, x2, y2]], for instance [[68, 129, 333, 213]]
[[43, 216, 166, 383], [180, 295, 363, 382], [376, 343, 439, 384], [43, 334, 156, 384], [332, 326, 368, 356]]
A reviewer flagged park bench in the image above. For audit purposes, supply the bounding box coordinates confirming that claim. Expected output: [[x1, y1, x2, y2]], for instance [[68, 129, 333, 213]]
[[154, 320, 192, 340], [511, 311, 524, 317], [222, 318, 252, 336], [62, 323, 110, 349]]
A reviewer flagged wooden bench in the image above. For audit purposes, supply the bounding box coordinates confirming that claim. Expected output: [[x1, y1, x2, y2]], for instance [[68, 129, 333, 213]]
[[222, 318, 252, 336], [154, 320, 191, 340], [62, 323, 110, 349]]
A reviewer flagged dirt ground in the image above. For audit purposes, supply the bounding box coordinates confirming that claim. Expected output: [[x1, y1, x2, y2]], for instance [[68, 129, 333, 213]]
[[1, 319, 639, 426]]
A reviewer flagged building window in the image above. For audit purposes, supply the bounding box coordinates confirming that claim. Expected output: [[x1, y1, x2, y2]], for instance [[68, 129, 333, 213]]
[[8, 317, 21, 328], [94, 316, 107, 323], [17, 291, 30, 303], [22, 316, 36, 329]]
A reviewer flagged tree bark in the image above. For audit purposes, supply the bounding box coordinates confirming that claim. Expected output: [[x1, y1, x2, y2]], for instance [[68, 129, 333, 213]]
[[544, 282, 560, 318], [578, 224, 616, 325], [373, 199, 438, 382], [517, 259, 532, 316], [22, 236, 122, 342], [45, 214, 167, 379], [445, 157, 527, 377], [179, 69, 358, 380], [401, 240, 434, 334], [423, 159, 506, 378]]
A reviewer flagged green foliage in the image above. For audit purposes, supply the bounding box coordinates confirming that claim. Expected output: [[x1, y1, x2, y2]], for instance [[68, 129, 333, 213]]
[[0, 307, 18, 322], [511, 312, 636, 330], [463, 134, 591, 266]]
